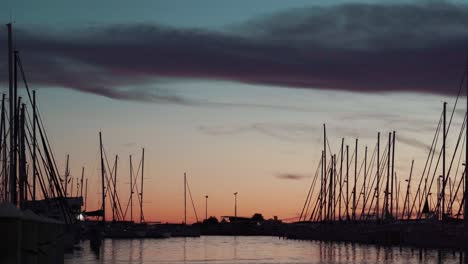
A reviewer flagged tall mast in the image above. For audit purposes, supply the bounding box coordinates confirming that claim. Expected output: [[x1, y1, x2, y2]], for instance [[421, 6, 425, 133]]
[[323, 124, 326, 222], [13, 50, 18, 204], [465, 64, 468, 225], [205, 195, 208, 220], [362, 146, 367, 218], [19, 103, 26, 207], [442, 102, 446, 220], [84, 178, 88, 211], [7, 24, 14, 205], [391, 131, 396, 218], [0, 94, 5, 202], [184, 172, 187, 224], [346, 145, 349, 220], [376, 132, 380, 221], [403, 160, 414, 220], [130, 155, 133, 222], [140, 148, 144, 224], [80, 167, 84, 197], [339, 138, 343, 221], [320, 150, 324, 222], [32, 90, 37, 201], [113, 155, 118, 222], [328, 153, 333, 221], [353, 139, 357, 220], [385, 132, 391, 219], [332, 154, 336, 221], [99, 132, 106, 223], [64, 154, 69, 197]]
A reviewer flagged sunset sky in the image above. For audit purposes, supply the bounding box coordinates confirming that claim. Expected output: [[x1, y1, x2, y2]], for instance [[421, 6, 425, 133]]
[[1, 0, 468, 223]]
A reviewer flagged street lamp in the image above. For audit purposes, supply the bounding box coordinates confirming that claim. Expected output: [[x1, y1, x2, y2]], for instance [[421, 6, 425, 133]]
[[205, 195, 208, 220], [234, 192, 238, 217]]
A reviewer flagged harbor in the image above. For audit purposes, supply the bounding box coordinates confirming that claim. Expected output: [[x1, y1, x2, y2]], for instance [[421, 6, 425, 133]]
[[2, 1, 468, 263]]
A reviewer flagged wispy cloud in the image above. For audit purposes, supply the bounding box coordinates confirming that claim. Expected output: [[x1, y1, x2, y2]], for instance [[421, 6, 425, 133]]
[[1, 2, 467, 102], [276, 173, 309, 180], [199, 123, 318, 142], [397, 134, 432, 151]]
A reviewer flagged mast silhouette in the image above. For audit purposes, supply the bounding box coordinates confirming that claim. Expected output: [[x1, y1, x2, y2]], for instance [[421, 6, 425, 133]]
[[32, 90, 37, 201], [99, 132, 106, 223], [64, 154, 70, 197], [130, 155, 133, 222], [442, 102, 447, 220], [339, 138, 343, 221], [376, 132, 380, 221], [80, 167, 84, 198], [346, 145, 349, 220], [465, 63, 468, 225], [140, 148, 144, 223], [391, 131, 396, 217], [353, 139, 357, 220], [0, 94, 5, 202], [8, 23, 15, 205]]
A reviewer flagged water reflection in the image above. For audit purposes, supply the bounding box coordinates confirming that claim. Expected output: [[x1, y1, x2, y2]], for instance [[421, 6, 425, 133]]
[[65, 236, 466, 264]]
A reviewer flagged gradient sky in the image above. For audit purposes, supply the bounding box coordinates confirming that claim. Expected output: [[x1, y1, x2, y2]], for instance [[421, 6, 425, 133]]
[[1, 0, 467, 223]]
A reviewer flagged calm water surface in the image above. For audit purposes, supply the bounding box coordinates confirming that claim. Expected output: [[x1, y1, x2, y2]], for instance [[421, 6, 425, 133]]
[[65, 236, 463, 264]]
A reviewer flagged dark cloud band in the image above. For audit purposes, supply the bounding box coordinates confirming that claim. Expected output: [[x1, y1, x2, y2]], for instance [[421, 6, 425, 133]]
[[1, 2, 467, 101]]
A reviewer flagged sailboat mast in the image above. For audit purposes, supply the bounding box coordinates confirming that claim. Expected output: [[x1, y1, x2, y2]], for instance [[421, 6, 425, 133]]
[[19, 103, 26, 207], [391, 131, 396, 218], [99, 132, 106, 223], [80, 167, 84, 197], [0, 94, 5, 202], [140, 148, 144, 223], [332, 154, 336, 221], [7, 23, 14, 205], [113, 155, 118, 222], [353, 139, 357, 220], [84, 178, 88, 211], [184, 172, 187, 224], [130, 155, 133, 222], [64, 154, 69, 197], [339, 138, 343, 221], [346, 145, 349, 220], [328, 153, 333, 221], [362, 145, 367, 218], [13, 50, 18, 203], [323, 124, 326, 222], [465, 64, 468, 225], [376, 132, 380, 221], [442, 102, 447, 220], [404, 160, 414, 219], [32, 90, 37, 201]]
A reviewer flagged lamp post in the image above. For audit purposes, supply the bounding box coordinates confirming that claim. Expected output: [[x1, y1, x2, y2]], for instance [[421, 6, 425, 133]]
[[205, 195, 208, 220], [234, 192, 238, 217]]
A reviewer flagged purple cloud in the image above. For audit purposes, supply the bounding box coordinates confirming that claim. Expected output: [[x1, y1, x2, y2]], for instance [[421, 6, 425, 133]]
[[1, 2, 468, 102]]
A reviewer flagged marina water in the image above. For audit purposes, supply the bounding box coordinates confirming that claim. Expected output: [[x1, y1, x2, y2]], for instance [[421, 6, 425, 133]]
[[65, 236, 463, 264]]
